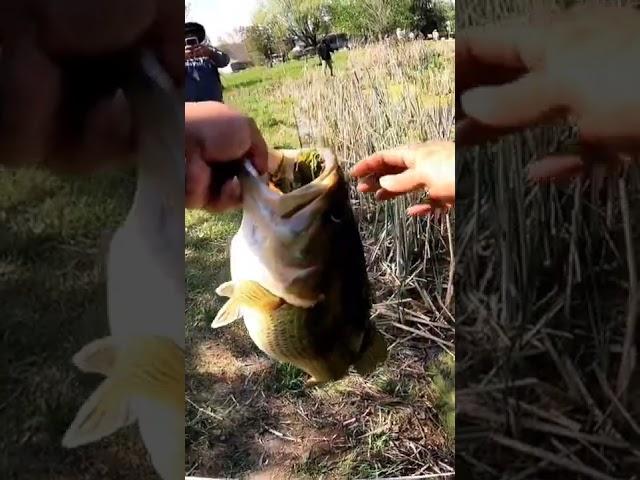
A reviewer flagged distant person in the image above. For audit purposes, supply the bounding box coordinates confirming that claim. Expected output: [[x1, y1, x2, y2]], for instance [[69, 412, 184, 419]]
[[185, 22, 230, 103], [317, 38, 334, 77]]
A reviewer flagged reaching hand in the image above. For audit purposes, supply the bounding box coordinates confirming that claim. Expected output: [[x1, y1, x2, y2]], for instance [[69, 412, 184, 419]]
[[350, 141, 455, 217], [457, 4, 640, 181]]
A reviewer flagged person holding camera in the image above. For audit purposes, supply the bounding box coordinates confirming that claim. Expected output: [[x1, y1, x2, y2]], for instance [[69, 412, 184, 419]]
[[185, 22, 230, 103]]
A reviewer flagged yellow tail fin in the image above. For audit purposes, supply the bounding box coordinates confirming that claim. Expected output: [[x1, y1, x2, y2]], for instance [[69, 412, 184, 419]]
[[63, 335, 184, 448], [354, 329, 388, 376]]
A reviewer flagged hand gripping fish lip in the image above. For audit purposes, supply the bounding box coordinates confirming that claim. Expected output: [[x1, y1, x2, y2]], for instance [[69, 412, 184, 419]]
[[240, 149, 339, 221]]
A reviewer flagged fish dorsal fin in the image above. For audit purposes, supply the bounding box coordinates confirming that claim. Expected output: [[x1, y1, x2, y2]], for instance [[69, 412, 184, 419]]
[[63, 336, 184, 449], [72, 337, 118, 376]]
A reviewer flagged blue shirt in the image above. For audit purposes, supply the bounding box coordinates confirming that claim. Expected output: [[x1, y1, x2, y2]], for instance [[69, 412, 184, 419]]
[[185, 58, 223, 103]]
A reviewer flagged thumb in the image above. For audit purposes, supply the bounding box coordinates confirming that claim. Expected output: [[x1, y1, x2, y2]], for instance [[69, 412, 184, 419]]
[[379, 170, 425, 194], [461, 72, 564, 128]]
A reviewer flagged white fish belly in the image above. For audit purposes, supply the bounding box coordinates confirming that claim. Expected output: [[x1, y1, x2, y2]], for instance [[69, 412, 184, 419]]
[[229, 218, 276, 288], [108, 224, 184, 349]]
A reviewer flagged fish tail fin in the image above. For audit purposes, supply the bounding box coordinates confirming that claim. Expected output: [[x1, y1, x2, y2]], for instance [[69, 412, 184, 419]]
[[62, 376, 133, 448], [354, 328, 388, 376]]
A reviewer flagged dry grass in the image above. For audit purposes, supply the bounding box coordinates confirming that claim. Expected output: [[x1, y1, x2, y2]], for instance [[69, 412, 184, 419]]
[[186, 40, 455, 479], [456, 0, 640, 478]]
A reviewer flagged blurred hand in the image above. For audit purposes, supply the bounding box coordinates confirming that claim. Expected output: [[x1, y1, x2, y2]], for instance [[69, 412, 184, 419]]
[[350, 141, 455, 217], [0, 0, 182, 172], [457, 4, 640, 181], [184, 44, 212, 61], [185, 102, 268, 212]]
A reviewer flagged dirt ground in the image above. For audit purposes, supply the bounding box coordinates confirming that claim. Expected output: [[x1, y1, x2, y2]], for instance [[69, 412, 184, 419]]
[[185, 211, 454, 479]]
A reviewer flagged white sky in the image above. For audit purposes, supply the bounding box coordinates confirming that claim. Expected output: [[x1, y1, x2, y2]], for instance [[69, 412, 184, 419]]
[[186, 0, 262, 43]]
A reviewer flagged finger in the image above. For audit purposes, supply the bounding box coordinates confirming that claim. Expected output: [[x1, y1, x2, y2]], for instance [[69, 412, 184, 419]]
[[350, 152, 410, 178], [460, 72, 566, 129], [82, 91, 133, 163], [407, 204, 432, 217], [357, 175, 381, 193], [185, 152, 211, 209], [374, 188, 402, 202], [457, 27, 533, 72], [187, 102, 266, 170], [247, 117, 268, 174], [36, 0, 156, 55], [0, 35, 61, 166], [46, 91, 135, 173], [207, 178, 242, 212], [527, 154, 585, 182], [379, 170, 425, 194], [456, 25, 540, 96]]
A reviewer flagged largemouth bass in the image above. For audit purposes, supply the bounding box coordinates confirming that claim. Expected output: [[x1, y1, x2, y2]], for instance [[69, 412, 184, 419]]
[[62, 53, 184, 480], [212, 148, 387, 386]]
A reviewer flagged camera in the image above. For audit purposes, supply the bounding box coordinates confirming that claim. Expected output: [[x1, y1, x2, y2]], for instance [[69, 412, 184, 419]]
[[185, 37, 199, 47]]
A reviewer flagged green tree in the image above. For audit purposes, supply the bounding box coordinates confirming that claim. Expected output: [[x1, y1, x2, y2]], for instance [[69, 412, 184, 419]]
[[410, 0, 455, 34], [239, 20, 294, 66], [330, 0, 413, 39], [260, 0, 332, 47], [242, 25, 276, 64]]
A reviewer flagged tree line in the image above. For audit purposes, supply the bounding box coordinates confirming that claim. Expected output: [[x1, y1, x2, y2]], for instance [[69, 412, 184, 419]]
[[239, 0, 455, 65]]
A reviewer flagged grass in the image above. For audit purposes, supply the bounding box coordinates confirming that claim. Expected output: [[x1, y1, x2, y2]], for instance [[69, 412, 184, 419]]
[[186, 40, 455, 478], [456, 0, 640, 478], [222, 52, 350, 150], [0, 167, 157, 478]]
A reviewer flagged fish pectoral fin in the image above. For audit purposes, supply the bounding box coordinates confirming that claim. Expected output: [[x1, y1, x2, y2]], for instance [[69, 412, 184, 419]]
[[354, 329, 388, 376], [72, 337, 118, 376], [215, 281, 235, 298], [211, 298, 242, 328], [233, 280, 283, 312], [212, 281, 282, 329], [212, 282, 241, 328], [62, 378, 134, 448]]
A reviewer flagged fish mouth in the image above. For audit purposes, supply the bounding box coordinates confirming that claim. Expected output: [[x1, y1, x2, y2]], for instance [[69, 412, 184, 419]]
[[241, 148, 339, 219]]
